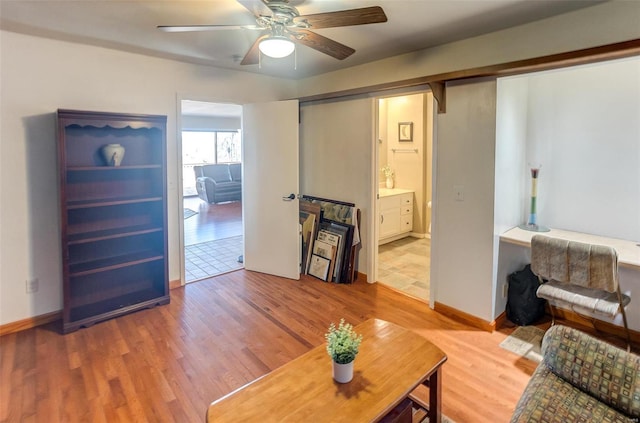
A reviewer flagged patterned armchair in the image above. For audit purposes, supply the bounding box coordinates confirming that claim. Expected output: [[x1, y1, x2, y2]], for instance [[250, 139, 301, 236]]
[[511, 325, 640, 422]]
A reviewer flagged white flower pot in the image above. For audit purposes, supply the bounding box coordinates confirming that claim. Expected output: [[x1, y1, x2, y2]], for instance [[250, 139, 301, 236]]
[[101, 143, 125, 166], [332, 360, 354, 383], [385, 177, 394, 189]]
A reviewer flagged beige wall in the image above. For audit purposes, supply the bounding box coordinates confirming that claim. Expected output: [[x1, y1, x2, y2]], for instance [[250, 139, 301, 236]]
[[378, 99, 388, 179], [299, 98, 375, 278], [296, 1, 640, 98], [0, 30, 295, 325], [384, 93, 427, 235], [424, 94, 434, 236], [432, 78, 497, 321]]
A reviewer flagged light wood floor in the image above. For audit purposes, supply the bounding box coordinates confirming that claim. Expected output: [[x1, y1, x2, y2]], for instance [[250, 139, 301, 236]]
[[183, 196, 242, 246], [2, 271, 541, 423]]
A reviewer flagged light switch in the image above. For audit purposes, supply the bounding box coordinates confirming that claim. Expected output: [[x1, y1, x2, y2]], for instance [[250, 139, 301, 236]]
[[454, 185, 464, 201]]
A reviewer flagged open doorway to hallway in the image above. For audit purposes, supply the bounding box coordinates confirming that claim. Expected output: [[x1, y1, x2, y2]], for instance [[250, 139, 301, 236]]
[[181, 100, 244, 283], [375, 92, 434, 302]]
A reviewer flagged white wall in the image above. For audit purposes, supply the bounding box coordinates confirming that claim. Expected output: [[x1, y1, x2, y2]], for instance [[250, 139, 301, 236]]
[[525, 58, 640, 240], [296, 1, 640, 98], [494, 57, 640, 327], [299, 98, 375, 279], [433, 79, 497, 321], [493, 76, 530, 316], [0, 30, 295, 325], [181, 115, 241, 131]]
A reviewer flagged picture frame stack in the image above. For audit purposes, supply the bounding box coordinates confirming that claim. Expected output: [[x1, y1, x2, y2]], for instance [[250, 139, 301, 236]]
[[300, 196, 361, 283]]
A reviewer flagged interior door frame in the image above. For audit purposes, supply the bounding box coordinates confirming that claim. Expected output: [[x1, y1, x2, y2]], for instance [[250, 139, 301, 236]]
[[176, 93, 244, 286], [370, 88, 437, 306]]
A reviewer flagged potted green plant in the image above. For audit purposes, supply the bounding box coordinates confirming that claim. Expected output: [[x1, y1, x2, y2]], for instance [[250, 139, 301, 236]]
[[381, 164, 394, 188], [325, 318, 363, 383]]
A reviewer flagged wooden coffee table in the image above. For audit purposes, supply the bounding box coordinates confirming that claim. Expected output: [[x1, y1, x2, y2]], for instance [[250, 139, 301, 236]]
[[206, 318, 447, 423]]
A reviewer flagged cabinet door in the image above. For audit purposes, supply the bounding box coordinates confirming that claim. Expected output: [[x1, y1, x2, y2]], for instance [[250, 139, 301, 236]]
[[400, 214, 413, 233], [380, 208, 401, 238]]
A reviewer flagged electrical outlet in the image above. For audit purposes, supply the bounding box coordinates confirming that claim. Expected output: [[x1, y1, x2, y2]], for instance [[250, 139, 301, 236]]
[[26, 278, 39, 294], [502, 283, 508, 298]]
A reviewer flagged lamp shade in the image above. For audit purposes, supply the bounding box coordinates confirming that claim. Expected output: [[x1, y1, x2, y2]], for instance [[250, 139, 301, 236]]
[[259, 36, 295, 58]]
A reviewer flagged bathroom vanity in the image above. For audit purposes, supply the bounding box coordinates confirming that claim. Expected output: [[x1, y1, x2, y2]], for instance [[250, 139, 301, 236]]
[[379, 188, 414, 244]]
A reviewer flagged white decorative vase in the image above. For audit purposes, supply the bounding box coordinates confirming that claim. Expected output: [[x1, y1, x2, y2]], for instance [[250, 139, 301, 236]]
[[332, 360, 354, 383], [385, 177, 394, 189], [101, 143, 125, 166]]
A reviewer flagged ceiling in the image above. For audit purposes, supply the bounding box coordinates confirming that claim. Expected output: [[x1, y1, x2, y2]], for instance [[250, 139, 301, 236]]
[[0, 0, 603, 80]]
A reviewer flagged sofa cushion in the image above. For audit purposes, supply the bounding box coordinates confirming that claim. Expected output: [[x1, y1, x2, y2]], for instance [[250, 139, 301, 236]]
[[511, 365, 631, 422], [542, 325, 640, 418], [202, 164, 232, 182], [209, 181, 240, 193], [229, 163, 241, 182]]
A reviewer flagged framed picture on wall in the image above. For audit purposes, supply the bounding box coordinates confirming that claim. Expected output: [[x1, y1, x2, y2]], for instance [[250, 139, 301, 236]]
[[398, 122, 413, 142]]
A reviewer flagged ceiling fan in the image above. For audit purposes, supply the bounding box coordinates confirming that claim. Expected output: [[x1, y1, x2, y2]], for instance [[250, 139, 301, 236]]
[[158, 0, 387, 65]]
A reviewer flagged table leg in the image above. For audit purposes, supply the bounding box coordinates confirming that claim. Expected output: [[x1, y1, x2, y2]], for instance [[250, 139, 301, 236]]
[[427, 367, 442, 423]]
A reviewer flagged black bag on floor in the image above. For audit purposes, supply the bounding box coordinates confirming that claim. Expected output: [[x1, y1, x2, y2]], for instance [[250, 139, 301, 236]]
[[505, 264, 546, 326]]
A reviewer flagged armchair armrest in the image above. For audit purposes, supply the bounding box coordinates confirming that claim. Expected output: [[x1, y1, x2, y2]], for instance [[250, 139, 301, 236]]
[[196, 176, 217, 186], [542, 325, 640, 418]]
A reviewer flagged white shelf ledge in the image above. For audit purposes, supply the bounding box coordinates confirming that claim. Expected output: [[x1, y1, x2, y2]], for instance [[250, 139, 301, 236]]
[[500, 227, 640, 270]]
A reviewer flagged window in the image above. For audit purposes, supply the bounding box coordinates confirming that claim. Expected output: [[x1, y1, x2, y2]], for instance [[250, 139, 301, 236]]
[[215, 131, 242, 163], [182, 130, 242, 164]]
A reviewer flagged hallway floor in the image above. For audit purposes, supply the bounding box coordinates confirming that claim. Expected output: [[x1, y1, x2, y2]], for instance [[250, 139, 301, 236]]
[[378, 237, 430, 301], [183, 196, 243, 283], [185, 236, 243, 282]]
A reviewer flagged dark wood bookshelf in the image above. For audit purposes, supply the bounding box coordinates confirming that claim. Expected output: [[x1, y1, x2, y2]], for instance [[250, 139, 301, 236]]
[[67, 164, 162, 171], [66, 196, 163, 209], [67, 224, 163, 245], [68, 251, 165, 277], [57, 109, 169, 333]]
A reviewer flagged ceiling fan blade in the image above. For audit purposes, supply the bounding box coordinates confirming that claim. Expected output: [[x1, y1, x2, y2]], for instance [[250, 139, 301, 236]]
[[241, 34, 270, 65], [289, 29, 355, 60], [296, 6, 387, 29], [158, 24, 258, 32], [237, 0, 273, 17]]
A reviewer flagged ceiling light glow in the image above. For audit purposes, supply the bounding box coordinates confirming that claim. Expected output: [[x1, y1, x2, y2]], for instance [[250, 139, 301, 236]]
[[259, 36, 295, 58]]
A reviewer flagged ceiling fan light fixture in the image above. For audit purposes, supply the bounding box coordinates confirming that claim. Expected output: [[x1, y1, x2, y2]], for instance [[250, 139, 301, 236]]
[[259, 36, 295, 58]]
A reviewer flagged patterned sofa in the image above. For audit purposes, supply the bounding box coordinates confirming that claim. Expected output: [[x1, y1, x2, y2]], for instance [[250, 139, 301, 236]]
[[511, 325, 640, 422], [194, 163, 241, 204]]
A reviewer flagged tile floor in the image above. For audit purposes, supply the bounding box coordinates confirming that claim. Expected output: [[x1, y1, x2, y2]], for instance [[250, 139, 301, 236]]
[[378, 237, 430, 301], [185, 235, 243, 282], [183, 196, 244, 283]]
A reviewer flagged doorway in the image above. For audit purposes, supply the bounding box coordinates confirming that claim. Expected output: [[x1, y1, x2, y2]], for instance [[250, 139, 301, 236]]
[[180, 100, 244, 283], [375, 92, 434, 302]]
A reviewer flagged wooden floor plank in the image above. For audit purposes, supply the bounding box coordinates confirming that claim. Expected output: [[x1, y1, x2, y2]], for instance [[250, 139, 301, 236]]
[[2, 270, 636, 423]]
